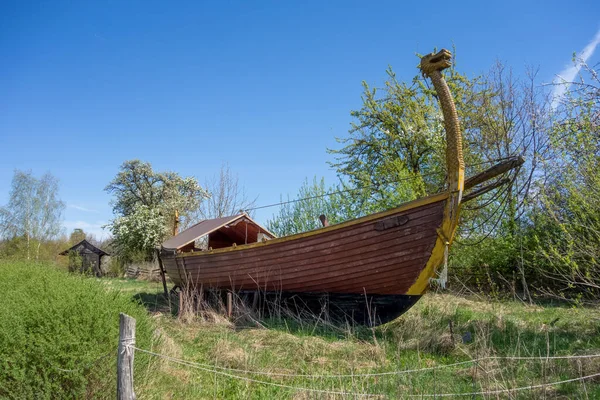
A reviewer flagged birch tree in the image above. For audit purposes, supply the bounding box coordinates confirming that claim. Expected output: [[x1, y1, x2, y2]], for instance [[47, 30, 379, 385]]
[[0, 170, 65, 259]]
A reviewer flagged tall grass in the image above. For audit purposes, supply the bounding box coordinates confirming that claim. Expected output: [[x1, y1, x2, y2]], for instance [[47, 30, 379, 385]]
[[0, 260, 155, 399], [136, 287, 600, 399]]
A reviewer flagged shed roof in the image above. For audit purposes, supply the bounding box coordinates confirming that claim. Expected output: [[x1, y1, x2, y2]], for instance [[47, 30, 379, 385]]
[[59, 239, 110, 256], [161, 213, 275, 251]]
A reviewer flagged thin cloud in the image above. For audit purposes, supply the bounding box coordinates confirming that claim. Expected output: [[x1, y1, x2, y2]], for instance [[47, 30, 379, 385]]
[[67, 203, 99, 213], [552, 27, 600, 109]]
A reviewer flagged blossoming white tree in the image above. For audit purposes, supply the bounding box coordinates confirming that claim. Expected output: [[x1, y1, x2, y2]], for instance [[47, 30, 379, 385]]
[[105, 160, 208, 261]]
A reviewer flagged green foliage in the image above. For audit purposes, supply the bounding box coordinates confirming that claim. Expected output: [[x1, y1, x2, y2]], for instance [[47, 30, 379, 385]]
[[68, 228, 86, 244], [105, 160, 208, 262], [106, 160, 207, 219], [328, 63, 487, 214], [67, 249, 83, 273], [106, 256, 126, 277], [0, 236, 68, 266], [329, 68, 444, 207], [0, 260, 154, 399], [109, 204, 169, 261], [266, 177, 370, 236], [528, 149, 600, 299], [267, 177, 339, 236], [518, 60, 600, 298]]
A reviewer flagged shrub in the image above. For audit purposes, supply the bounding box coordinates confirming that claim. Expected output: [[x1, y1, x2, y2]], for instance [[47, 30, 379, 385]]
[[0, 260, 154, 399]]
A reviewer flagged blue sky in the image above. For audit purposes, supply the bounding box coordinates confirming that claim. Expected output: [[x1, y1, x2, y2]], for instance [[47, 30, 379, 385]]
[[1, 0, 599, 238]]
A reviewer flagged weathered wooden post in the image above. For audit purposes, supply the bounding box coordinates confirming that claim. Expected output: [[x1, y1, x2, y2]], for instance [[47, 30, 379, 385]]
[[155, 248, 169, 299], [227, 291, 233, 318], [117, 313, 136, 400]]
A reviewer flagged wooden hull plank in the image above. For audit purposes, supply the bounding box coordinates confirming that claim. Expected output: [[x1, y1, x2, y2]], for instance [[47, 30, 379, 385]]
[[162, 199, 445, 296]]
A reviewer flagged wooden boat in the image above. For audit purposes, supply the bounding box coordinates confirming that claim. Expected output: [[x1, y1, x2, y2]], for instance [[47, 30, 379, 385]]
[[159, 49, 523, 325]]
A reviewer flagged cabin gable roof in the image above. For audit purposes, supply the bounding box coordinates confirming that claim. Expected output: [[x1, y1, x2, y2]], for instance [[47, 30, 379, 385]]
[[161, 213, 275, 251], [59, 239, 109, 256]]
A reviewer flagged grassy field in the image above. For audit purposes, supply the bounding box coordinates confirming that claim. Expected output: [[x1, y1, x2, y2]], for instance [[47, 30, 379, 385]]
[[103, 278, 600, 399], [0, 261, 155, 399]]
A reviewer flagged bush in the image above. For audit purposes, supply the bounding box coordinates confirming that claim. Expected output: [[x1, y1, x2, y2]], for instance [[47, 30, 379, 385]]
[[0, 260, 154, 399]]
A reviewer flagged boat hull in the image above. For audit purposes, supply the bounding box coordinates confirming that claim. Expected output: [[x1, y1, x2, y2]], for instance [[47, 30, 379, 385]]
[[161, 194, 449, 324]]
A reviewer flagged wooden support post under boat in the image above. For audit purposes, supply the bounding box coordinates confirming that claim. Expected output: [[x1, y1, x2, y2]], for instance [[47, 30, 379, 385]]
[[155, 248, 169, 298], [464, 156, 524, 190], [252, 291, 259, 309], [227, 292, 233, 318], [178, 288, 184, 319]]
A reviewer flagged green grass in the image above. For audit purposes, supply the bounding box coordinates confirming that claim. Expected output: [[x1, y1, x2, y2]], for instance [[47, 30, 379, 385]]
[[3, 262, 598, 399], [0, 261, 156, 399], [99, 277, 165, 293], [100, 278, 600, 399]]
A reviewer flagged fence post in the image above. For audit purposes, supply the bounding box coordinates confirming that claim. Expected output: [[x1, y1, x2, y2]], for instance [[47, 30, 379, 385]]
[[117, 313, 136, 400]]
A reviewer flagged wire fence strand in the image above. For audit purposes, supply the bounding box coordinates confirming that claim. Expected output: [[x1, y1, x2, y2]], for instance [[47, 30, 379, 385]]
[[132, 345, 600, 398], [132, 345, 600, 379], [407, 372, 600, 398], [132, 346, 378, 397]]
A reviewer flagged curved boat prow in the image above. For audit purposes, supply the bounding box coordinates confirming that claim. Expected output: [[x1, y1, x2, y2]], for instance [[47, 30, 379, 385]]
[[406, 49, 465, 294]]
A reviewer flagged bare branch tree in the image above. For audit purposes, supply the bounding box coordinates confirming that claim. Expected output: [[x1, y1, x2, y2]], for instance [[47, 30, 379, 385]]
[[183, 163, 257, 228]]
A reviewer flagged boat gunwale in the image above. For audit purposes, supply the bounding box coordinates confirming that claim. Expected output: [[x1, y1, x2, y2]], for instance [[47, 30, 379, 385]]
[[170, 191, 450, 258]]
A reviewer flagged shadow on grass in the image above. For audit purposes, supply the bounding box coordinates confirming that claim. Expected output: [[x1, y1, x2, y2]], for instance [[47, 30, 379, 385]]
[[259, 316, 382, 342], [132, 292, 176, 315]]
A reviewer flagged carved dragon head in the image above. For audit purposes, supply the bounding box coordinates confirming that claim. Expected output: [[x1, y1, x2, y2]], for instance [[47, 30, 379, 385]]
[[419, 49, 452, 77]]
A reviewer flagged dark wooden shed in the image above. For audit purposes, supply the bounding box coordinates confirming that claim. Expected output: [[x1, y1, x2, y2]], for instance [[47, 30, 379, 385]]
[[60, 239, 109, 277]]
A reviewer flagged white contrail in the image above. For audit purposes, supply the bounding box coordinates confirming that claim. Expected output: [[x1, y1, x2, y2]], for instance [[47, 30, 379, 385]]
[[552, 27, 600, 109]]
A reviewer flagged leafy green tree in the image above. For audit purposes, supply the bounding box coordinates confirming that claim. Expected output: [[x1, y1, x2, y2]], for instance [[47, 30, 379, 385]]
[[329, 68, 444, 209], [327, 59, 497, 215], [266, 176, 377, 236], [0, 170, 65, 260], [267, 177, 338, 236], [450, 63, 554, 299], [526, 60, 600, 298], [68, 228, 86, 244], [109, 204, 170, 261], [105, 160, 208, 261]]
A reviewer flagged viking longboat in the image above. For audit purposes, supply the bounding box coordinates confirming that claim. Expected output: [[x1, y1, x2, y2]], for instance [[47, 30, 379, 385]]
[[159, 49, 524, 325]]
